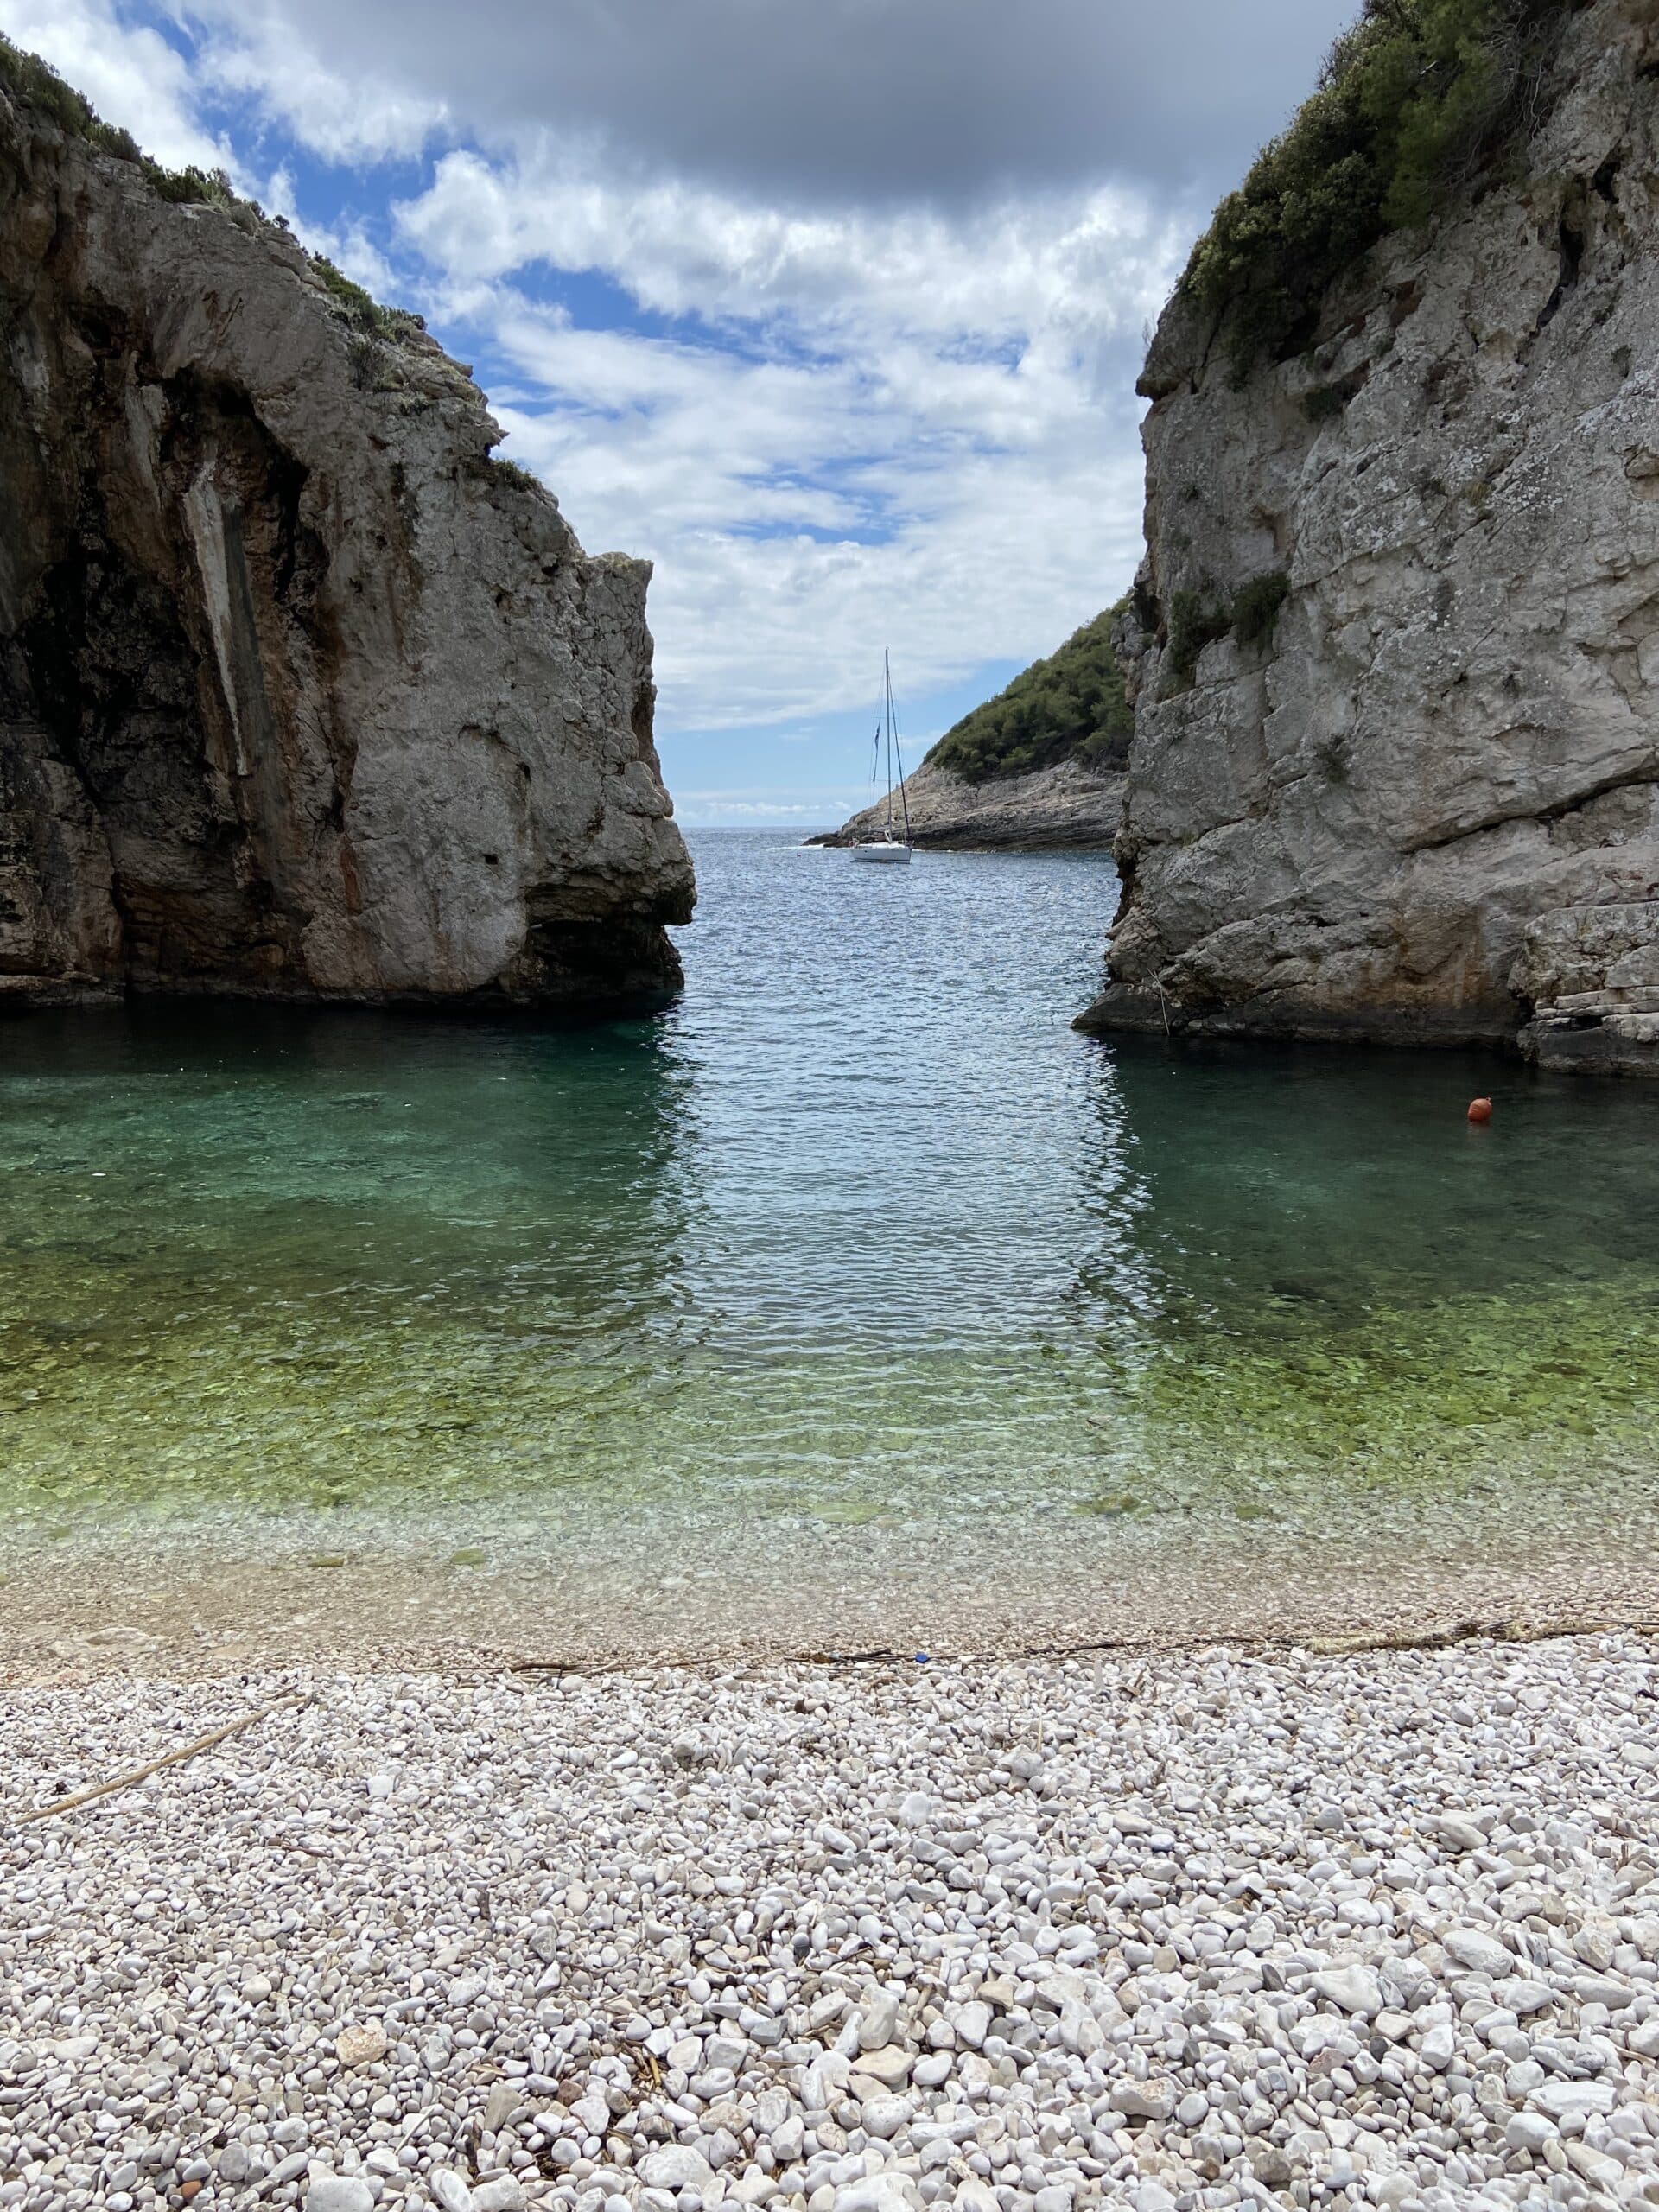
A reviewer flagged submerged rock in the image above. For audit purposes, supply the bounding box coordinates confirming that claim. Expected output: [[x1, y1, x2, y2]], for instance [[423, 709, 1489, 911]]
[[0, 67, 693, 1011], [1078, 0, 1659, 1071]]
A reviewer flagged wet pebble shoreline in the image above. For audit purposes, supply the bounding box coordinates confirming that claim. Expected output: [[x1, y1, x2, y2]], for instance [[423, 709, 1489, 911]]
[[3, 1636, 1658, 2212]]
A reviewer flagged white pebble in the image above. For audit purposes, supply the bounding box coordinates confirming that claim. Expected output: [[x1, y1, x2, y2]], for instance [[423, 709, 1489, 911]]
[[305, 2178, 375, 2212], [3, 1637, 1655, 2212]]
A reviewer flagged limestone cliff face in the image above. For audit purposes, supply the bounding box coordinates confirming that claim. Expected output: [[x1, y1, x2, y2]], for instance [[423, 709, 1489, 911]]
[[814, 756, 1123, 850], [1079, 0, 1659, 1071], [0, 89, 693, 1011]]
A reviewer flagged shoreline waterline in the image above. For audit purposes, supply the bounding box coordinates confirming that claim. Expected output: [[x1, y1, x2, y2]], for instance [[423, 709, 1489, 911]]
[[8, 1516, 1659, 1686]]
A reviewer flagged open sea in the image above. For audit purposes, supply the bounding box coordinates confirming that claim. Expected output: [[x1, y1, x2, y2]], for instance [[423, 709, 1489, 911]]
[[3, 828, 1658, 1659]]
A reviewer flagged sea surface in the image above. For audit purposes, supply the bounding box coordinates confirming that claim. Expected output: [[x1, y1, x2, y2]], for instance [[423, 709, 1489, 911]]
[[3, 829, 1658, 1655]]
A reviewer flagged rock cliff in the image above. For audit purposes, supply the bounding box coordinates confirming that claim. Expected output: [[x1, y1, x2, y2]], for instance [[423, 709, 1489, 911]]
[[814, 755, 1124, 850], [0, 66, 693, 1011], [1078, 0, 1659, 1072]]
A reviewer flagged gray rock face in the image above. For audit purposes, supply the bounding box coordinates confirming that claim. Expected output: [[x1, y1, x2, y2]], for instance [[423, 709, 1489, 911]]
[[0, 91, 693, 1010], [816, 756, 1122, 851], [1078, 0, 1659, 1071], [1513, 899, 1659, 1070]]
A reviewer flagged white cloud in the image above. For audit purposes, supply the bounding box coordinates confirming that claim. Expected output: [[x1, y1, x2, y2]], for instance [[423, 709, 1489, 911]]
[[397, 144, 1179, 341], [397, 156, 1173, 729], [143, 0, 1354, 209], [671, 793, 849, 823], [176, 0, 445, 165]]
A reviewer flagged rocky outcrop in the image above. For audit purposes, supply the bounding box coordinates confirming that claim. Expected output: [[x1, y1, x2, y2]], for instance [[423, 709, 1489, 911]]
[[1078, 0, 1659, 1071], [0, 79, 692, 1011], [1513, 899, 1659, 1071], [815, 756, 1123, 850]]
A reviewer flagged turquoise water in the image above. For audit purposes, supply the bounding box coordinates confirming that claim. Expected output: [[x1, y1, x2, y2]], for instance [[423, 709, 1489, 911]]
[[1, 830, 1657, 1566]]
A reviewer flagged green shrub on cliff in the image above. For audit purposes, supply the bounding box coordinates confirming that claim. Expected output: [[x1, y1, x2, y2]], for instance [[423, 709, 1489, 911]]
[[0, 40, 429, 353], [1181, 0, 1569, 367], [0, 35, 243, 200], [0, 32, 140, 162], [926, 601, 1135, 785], [310, 255, 404, 336], [149, 164, 237, 207], [1232, 570, 1291, 648], [486, 456, 545, 496], [1166, 593, 1232, 694], [1165, 571, 1292, 696]]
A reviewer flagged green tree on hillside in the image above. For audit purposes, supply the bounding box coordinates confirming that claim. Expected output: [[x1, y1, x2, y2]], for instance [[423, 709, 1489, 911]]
[[927, 601, 1135, 785]]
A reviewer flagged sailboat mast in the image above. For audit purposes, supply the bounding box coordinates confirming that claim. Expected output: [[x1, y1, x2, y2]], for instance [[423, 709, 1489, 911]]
[[884, 650, 894, 830], [892, 674, 913, 849]]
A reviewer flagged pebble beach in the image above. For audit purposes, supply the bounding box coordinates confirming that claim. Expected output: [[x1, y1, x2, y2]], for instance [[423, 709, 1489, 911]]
[[4, 1634, 1659, 2212]]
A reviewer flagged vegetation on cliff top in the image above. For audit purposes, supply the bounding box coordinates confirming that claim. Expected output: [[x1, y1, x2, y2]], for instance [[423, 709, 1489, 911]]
[[927, 601, 1134, 785], [1180, 0, 1570, 368], [0, 36, 427, 345], [0, 34, 234, 204]]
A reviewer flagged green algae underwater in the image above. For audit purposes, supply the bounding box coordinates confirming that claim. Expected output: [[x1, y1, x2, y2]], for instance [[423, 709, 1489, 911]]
[[2, 832, 1657, 1583]]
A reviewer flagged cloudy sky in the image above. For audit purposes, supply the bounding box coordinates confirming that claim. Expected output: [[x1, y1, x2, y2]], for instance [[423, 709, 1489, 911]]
[[8, 0, 1354, 824]]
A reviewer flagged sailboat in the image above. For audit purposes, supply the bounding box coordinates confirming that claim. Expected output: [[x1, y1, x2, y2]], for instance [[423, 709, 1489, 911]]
[[851, 652, 914, 864]]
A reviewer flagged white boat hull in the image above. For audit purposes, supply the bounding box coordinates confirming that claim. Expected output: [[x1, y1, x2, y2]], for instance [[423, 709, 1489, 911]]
[[851, 842, 912, 865]]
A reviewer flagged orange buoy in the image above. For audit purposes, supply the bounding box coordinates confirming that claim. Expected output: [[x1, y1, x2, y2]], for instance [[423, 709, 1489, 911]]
[[1467, 1096, 1493, 1123]]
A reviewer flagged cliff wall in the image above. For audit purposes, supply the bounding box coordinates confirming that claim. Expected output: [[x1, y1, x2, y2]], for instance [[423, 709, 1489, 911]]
[[1078, 0, 1659, 1071], [0, 77, 693, 1011]]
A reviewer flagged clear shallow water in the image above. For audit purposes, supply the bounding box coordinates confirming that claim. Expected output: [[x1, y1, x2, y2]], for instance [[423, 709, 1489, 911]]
[[2, 830, 1657, 1584]]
